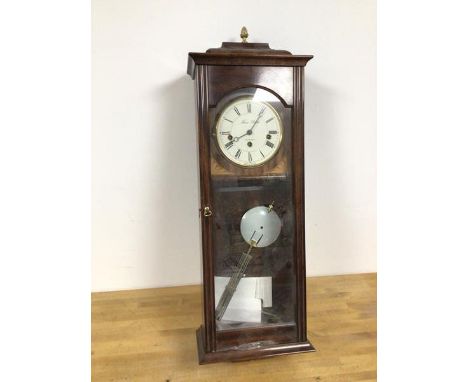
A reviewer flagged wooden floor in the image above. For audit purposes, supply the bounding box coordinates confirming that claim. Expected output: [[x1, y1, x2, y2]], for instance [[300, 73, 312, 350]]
[[92, 273, 376, 382]]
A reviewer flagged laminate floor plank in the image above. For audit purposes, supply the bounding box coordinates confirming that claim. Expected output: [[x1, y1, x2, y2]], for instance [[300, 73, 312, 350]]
[[92, 273, 376, 381]]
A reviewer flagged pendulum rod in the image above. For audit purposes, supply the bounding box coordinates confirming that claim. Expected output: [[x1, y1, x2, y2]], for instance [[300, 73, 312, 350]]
[[215, 241, 256, 321]]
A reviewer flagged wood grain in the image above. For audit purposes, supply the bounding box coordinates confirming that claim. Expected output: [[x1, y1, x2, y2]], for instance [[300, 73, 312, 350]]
[[292, 66, 307, 342], [195, 64, 215, 351], [92, 273, 376, 381]]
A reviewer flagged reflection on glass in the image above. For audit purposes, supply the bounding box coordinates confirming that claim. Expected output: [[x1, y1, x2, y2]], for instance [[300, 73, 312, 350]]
[[210, 87, 297, 346]]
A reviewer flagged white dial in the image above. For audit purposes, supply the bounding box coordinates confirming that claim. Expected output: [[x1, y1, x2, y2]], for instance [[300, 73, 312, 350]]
[[216, 97, 283, 167]]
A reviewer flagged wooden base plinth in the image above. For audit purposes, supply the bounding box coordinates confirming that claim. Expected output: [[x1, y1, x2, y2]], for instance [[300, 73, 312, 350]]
[[196, 326, 315, 364]]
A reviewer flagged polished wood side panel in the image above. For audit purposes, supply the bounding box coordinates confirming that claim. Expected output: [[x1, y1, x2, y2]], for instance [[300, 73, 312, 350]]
[[207, 66, 293, 106], [91, 273, 377, 381], [292, 66, 307, 341], [195, 65, 215, 351]]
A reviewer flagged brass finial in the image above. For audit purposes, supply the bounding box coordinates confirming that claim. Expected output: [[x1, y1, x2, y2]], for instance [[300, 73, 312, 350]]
[[267, 201, 275, 212], [240, 26, 248, 43]]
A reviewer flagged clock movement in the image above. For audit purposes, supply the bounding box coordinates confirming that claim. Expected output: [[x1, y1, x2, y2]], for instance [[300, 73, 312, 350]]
[[187, 27, 314, 363]]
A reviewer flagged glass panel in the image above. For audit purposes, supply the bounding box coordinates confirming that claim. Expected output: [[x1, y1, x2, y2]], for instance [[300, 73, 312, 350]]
[[209, 87, 297, 345]]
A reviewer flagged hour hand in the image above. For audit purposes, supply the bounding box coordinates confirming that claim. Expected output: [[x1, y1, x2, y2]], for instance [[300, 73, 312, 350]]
[[233, 129, 254, 141], [232, 132, 248, 142]]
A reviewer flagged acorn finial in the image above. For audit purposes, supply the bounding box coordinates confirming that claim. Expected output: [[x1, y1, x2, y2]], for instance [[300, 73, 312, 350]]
[[240, 26, 248, 43]]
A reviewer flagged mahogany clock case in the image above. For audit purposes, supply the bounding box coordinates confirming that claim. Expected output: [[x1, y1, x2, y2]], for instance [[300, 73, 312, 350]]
[[188, 41, 314, 363]]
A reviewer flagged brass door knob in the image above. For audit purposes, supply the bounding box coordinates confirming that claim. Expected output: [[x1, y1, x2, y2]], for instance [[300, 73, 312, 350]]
[[203, 206, 212, 217]]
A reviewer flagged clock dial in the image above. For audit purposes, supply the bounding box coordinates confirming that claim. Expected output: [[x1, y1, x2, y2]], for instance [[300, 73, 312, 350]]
[[216, 98, 283, 167]]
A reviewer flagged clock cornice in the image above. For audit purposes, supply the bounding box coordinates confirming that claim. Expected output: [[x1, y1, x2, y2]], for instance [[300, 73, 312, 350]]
[[187, 41, 313, 79]]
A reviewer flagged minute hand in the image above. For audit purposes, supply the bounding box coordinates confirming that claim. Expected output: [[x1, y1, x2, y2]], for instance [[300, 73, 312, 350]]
[[232, 107, 266, 141], [249, 107, 266, 132], [234, 109, 265, 141]]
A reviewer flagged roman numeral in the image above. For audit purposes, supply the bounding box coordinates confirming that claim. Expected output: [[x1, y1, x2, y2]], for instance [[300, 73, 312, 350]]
[[235, 149, 242, 159], [248, 152, 252, 162], [268, 130, 278, 134], [247, 103, 251, 113], [259, 150, 265, 158], [266, 117, 274, 123], [234, 107, 240, 116], [266, 141, 274, 149], [220, 132, 231, 135], [225, 141, 234, 149], [224, 117, 233, 123]]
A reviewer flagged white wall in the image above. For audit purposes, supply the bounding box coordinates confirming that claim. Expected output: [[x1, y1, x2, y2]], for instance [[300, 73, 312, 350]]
[[92, 0, 376, 291]]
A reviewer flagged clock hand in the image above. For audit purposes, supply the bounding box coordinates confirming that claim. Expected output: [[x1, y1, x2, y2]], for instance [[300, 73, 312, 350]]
[[248, 107, 266, 133], [232, 131, 249, 142], [231, 107, 266, 142]]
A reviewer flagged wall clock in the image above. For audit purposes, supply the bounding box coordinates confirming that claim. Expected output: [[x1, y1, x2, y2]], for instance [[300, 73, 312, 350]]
[[187, 27, 314, 363]]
